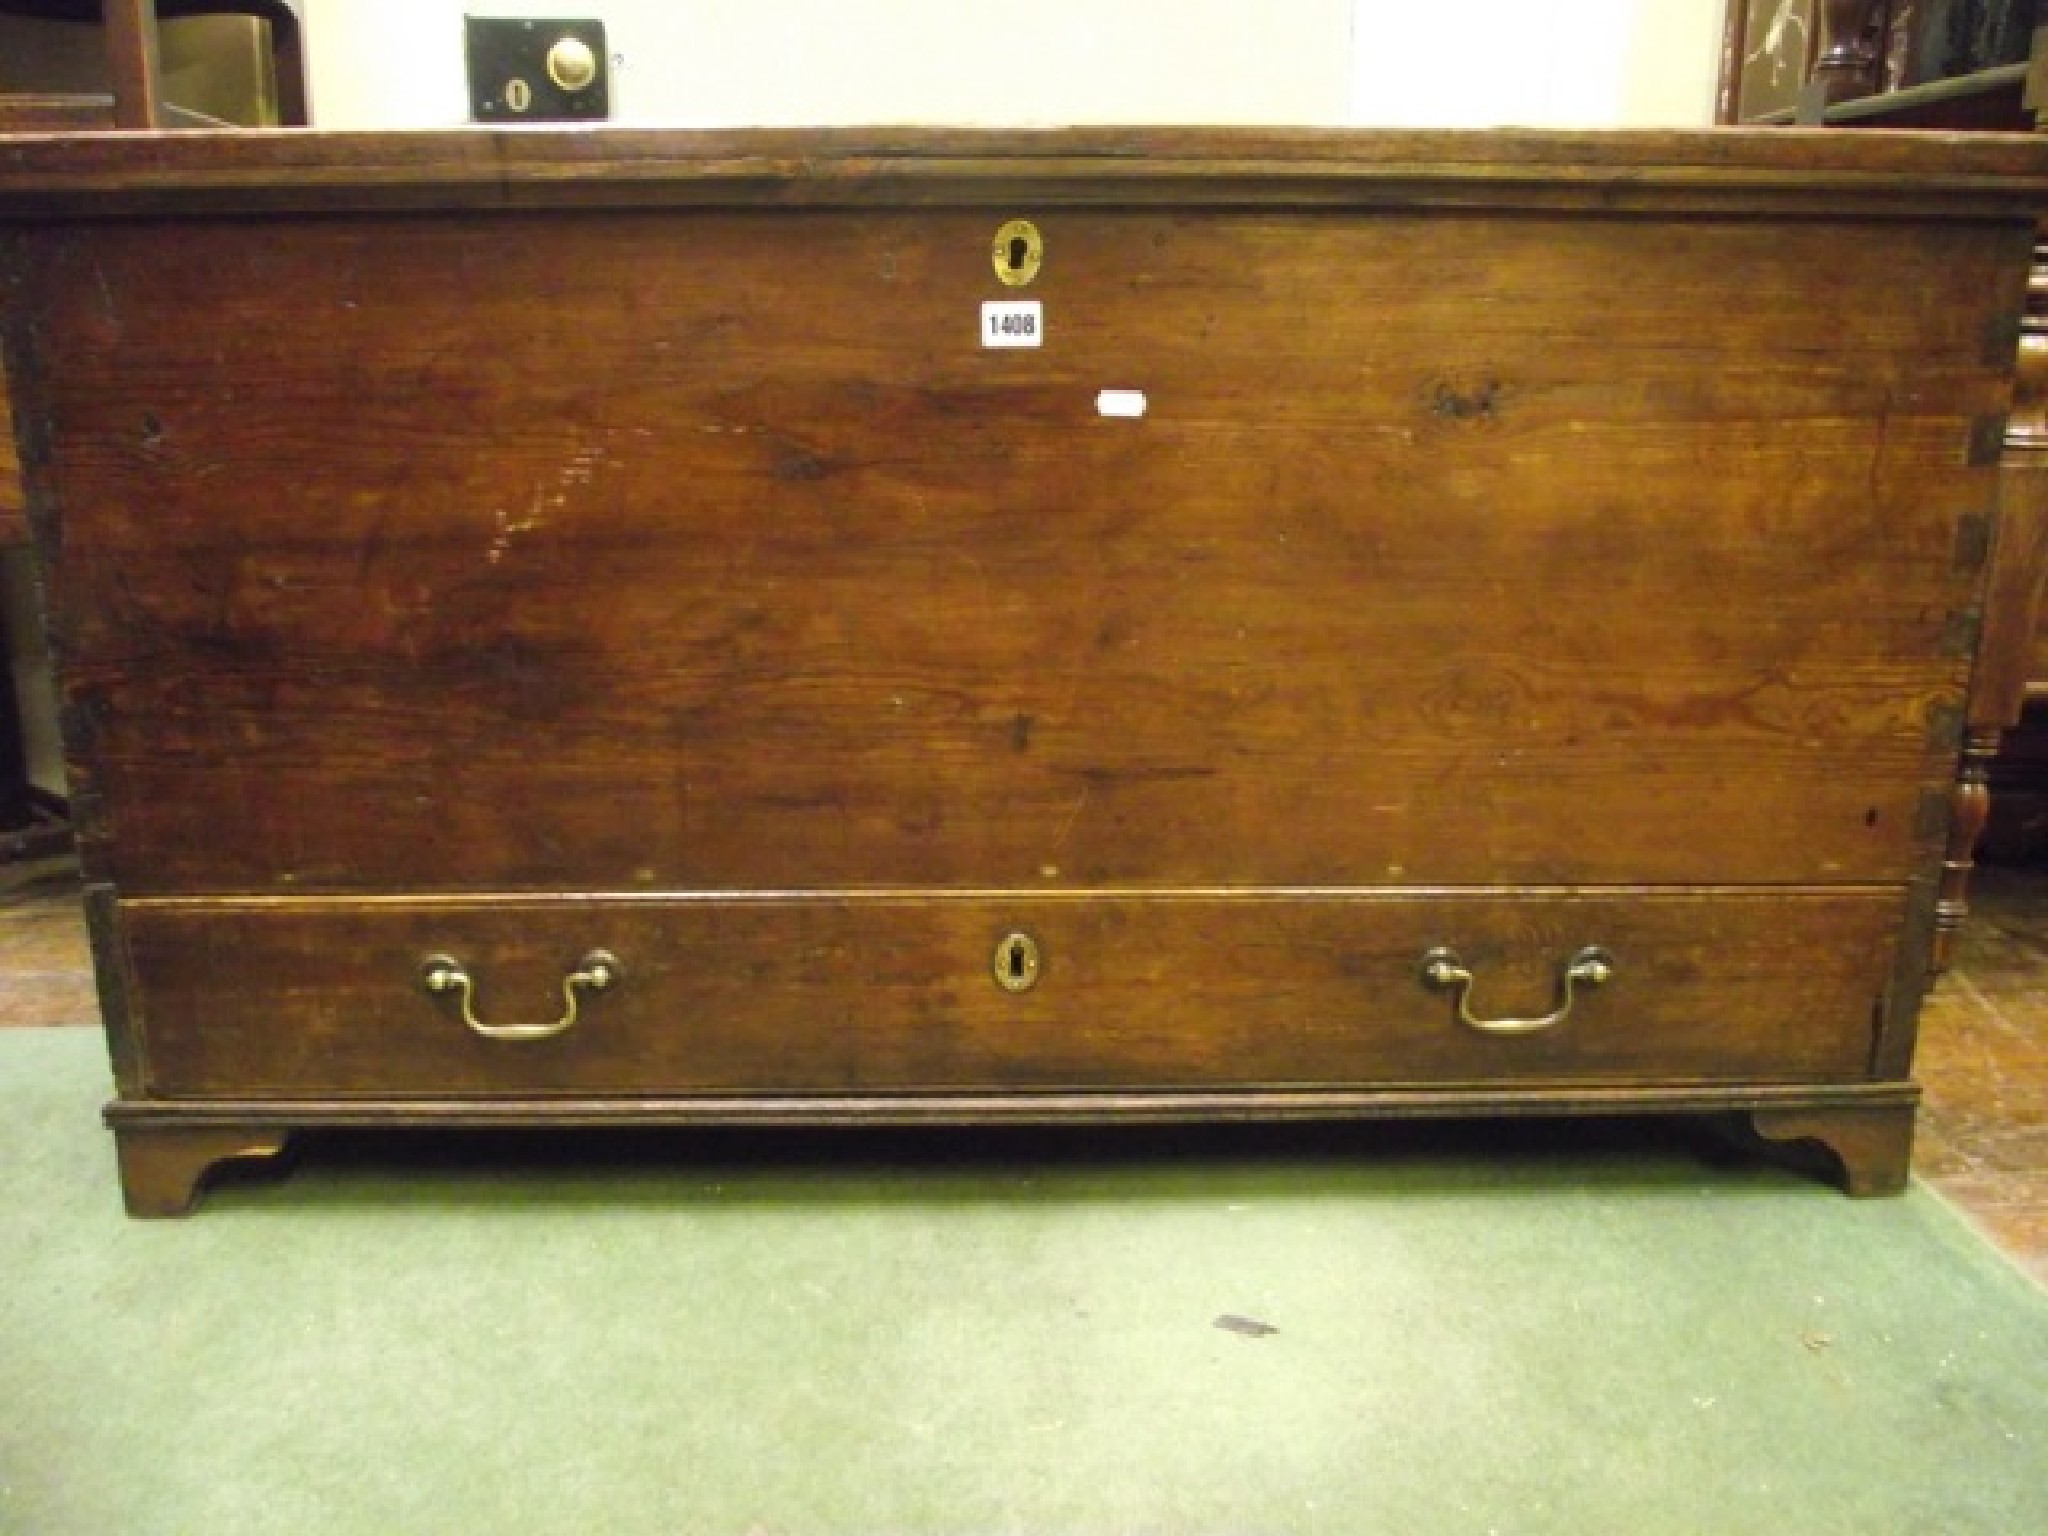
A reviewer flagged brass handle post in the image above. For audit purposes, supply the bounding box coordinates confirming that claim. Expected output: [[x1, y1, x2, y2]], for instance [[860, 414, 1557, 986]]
[[1419, 945, 1614, 1036], [420, 949, 621, 1042]]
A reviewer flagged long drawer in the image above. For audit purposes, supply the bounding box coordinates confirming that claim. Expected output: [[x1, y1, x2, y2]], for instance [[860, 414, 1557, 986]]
[[122, 890, 1900, 1097]]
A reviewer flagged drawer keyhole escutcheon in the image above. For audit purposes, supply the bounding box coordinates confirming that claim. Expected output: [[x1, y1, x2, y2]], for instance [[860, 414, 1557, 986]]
[[991, 219, 1043, 287], [993, 931, 1043, 993], [420, 949, 622, 1042], [1419, 945, 1614, 1036]]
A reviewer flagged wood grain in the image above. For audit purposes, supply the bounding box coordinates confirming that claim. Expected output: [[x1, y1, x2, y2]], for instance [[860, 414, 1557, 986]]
[[0, 368, 22, 545], [99, 0, 163, 132], [3, 127, 2048, 219], [6, 128, 2041, 1206], [1748, 1101, 1915, 1196], [103, 1078, 1922, 1128], [110, 1124, 287, 1218], [12, 210, 2020, 893], [122, 890, 1898, 1097], [0, 96, 118, 133]]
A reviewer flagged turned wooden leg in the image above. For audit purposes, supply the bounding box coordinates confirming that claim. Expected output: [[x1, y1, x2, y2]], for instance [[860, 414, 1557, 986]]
[[113, 1125, 291, 1218], [1811, 0, 1888, 105], [1745, 1104, 1915, 1198], [1933, 727, 1997, 973]]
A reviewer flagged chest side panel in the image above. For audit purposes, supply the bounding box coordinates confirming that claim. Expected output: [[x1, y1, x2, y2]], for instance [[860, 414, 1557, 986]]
[[18, 209, 2021, 893]]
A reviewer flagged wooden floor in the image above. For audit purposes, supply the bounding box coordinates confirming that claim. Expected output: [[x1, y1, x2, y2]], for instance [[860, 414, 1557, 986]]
[[3, 859, 2044, 1278], [1913, 864, 2048, 1284]]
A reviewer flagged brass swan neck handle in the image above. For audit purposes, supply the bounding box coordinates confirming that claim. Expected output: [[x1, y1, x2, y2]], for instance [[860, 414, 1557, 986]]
[[420, 950, 621, 1042], [1419, 946, 1614, 1036]]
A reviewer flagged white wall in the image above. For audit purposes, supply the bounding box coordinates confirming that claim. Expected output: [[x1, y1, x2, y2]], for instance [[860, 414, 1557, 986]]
[[302, 0, 1356, 129], [1350, 0, 1726, 128], [302, 1, 1725, 132]]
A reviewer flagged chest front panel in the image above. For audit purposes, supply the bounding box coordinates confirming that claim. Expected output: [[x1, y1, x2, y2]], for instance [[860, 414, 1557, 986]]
[[21, 209, 2015, 896]]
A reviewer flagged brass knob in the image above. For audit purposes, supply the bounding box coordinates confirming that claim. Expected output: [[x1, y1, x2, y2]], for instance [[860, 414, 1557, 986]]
[[547, 36, 599, 92]]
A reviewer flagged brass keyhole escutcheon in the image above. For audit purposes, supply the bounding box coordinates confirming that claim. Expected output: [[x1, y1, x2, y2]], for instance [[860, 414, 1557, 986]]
[[993, 931, 1042, 993], [992, 219, 1043, 288]]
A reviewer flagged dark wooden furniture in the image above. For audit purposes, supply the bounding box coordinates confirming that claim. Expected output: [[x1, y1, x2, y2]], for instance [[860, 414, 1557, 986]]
[[1719, 1, 2039, 125], [1720, 13, 2048, 856], [0, 0, 307, 131], [0, 376, 19, 545], [0, 244, 69, 859], [0, 0, 308, 864], [0, 382, 25, 838], [4, 127, 2047, 1215]]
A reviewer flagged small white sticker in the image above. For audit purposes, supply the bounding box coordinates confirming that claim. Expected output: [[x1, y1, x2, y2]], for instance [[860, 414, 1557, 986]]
[[1096, 389, 1147, 419], [981, 300, 1043, 349]]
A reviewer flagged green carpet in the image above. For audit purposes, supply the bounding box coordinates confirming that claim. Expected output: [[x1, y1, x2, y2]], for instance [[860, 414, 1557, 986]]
[[3, 1027, 2045, 1535]]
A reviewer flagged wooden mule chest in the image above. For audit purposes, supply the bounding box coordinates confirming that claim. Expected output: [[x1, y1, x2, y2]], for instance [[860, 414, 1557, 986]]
[[4, 127, 2047, 1213]]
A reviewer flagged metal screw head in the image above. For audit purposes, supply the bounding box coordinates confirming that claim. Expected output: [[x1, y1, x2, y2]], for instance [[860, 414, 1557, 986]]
[[1419, 947, 1466, 988], [1568, 947, 1616, 987]]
